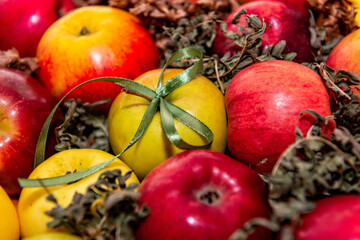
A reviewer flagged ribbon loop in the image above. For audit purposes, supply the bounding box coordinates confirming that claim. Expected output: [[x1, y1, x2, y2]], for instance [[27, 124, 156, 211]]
[[156, 48, 203, 97]]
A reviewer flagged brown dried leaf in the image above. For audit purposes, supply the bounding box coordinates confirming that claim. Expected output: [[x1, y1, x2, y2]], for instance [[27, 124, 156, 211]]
[[308, 0, 358, 42], [0, 48, 38, 75]]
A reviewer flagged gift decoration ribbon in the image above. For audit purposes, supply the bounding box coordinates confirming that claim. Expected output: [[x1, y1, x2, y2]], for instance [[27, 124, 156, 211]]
[[18, 48, 214, 188]]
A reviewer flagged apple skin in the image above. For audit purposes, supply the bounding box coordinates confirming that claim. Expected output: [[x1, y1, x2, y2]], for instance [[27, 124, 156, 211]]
[[326, 29, 360, 76], [0, 185, 19, 240], [0, 0, 75, 57], [36, 6, 160, 111], [326, 29, 360, 100], [293, 195, 360, 240], [136, 149, 271, 240], [212, 1, 314, 63], [0, 67, 61, 196], [225, 60, 332, 174], [108, 68, 227, 179], [18, 149, 140, 238], [22, 232, 82, 240], [237, 0, 309, 16]]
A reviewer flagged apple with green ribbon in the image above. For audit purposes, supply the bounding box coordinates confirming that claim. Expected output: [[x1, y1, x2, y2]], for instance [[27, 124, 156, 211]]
[[18, 48, 225, 190], [108, 68, 227, 179]]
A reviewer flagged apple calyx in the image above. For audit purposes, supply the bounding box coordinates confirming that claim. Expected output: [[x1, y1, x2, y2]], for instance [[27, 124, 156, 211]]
[[80, 26, 90, 36], [196, 186, 221, 205]]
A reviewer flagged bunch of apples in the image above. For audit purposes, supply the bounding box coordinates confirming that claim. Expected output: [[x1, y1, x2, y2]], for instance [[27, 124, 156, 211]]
[[1, 0, 360, 240]]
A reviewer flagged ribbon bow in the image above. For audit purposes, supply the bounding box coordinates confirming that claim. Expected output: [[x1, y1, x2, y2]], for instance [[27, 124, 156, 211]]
[[18, 48, 214, 188]]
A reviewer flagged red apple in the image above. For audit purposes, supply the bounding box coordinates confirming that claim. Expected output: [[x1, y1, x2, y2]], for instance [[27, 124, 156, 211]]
[[225, 60, 332, 174], [0, 0, 75, 57], [136, 149, 271, 240], [0, 67, 61, 196], [36, 6, 160, 112], [212, 1, 314, 63], [293, 195, 360, 240], [237, 0, 309, 16]]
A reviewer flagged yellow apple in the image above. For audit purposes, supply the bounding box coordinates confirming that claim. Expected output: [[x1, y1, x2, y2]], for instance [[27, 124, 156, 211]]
[[18, 149, 139, 238], [108, 68, 227, 179], [0, 185, 19, 240], [22, 232, 82, 240]]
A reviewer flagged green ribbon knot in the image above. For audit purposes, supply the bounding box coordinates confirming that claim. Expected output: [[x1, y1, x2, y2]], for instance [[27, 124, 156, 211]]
[[18, 47, 214, 188]]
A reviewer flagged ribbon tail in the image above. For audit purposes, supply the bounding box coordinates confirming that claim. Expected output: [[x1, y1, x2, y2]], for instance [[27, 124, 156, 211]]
[[160, 98, 213, 149]]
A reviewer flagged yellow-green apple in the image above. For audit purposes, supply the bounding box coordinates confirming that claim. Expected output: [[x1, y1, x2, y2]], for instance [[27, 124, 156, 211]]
[[0, 185, 19, 240], [236, 0, 309, 16], [18, 149, 139, 238], [22, 232, 82, 240], [0, 0, 75, 57], [293, 195, 360, 240], [326, 29, 360, 98], [212, 0, 314, 63], [108, 68, 227, 179], [36, 6, 160, 111], [225, 60, 332, 174], [0, 67, 61, 196], [136, 149, 271, 240]]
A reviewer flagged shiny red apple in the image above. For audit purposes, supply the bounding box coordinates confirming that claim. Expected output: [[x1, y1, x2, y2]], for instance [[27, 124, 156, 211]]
[[225, 60, 332, 174], [212, 0, 314, 63], [293, 195, 360, 240], [0, 67, 61, 196], [136, 149, 271, 240], [0, 0, 75, 57]]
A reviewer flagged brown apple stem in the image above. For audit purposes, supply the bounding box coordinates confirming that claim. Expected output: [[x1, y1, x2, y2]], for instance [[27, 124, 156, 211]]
[[80, 26, 90, 36], [214, 58, 225, 94], [208, 40, 249, 80]]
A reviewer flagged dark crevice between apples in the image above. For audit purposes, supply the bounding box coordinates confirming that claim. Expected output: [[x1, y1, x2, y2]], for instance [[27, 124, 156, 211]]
[[46, 169, 149, 240], [54, 98, 111, 153]]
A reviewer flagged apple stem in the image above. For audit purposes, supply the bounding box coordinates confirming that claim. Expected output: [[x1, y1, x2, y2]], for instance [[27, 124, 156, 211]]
[[80, 26, 90, 36]]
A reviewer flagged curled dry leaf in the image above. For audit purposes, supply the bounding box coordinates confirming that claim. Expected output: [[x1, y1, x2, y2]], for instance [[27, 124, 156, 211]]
[[0, 48, 38, 75], [46, 169, 149, 240], [308, 0, 358, 41], [109, 0, 236, 52], [163, 11, 296, 93], [55, 99, 111, 152]]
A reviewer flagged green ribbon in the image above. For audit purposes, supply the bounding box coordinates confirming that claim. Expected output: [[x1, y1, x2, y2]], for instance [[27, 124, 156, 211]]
[[18, 47, 214, 188]]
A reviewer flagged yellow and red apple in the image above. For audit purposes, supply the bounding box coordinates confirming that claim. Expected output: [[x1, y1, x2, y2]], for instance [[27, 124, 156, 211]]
[[36, 6, 160, 111]]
